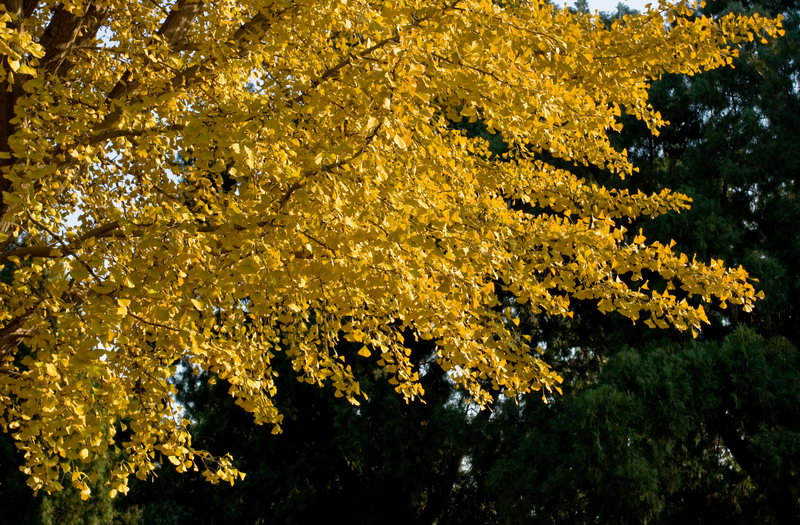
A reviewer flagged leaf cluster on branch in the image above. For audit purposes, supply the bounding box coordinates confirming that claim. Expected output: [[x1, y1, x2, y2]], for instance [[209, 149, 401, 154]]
[[0, 0, 782, 498]]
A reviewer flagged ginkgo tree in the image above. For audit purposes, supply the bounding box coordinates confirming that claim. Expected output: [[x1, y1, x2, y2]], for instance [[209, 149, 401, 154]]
[[0, 0, 782, 499]]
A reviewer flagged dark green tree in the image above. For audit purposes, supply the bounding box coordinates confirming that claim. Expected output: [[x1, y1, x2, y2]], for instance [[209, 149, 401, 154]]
[[115, 337, 481, 525], [450, 0, 800, 522]]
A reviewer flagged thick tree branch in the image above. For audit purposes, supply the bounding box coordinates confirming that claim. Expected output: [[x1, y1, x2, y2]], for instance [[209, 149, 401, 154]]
[[97, 1, 297, 132], [105, 0, 204, 104], [157, 0, 203, 46], [21, 0, 36, 17], [39, 2, 109, 76]]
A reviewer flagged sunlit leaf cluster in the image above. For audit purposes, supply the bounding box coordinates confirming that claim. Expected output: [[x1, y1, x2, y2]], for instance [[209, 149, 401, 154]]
[[0, 0, 780, 497]]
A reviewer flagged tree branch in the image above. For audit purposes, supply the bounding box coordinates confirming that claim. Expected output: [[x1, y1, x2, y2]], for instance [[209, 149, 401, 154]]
[[97, 1, 296, 132], [288, 1, 459, 106], [39, 2, 111, 76], [101, 0, 207, 124], [0, 220, 120, 265], [156, 0, 203, 47]]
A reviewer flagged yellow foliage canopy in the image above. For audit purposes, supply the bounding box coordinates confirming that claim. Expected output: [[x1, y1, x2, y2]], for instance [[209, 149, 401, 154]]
[[0, 0, 781, 498]]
